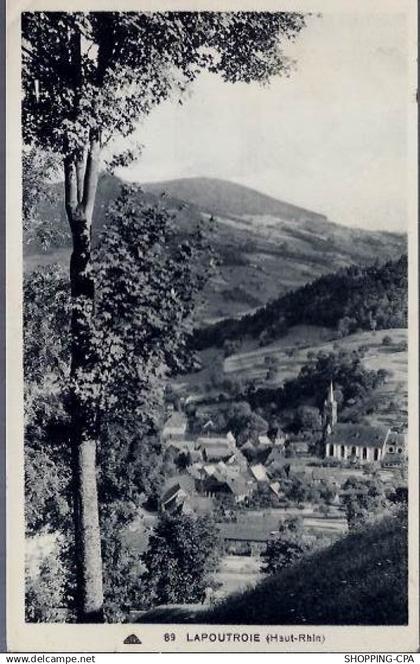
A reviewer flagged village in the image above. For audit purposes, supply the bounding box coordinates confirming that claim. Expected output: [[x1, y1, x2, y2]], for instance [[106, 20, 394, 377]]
[[126, 382, 408, 602]]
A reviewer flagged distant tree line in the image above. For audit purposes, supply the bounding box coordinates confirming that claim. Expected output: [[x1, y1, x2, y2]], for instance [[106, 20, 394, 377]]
[[193, 255, 408, 349]]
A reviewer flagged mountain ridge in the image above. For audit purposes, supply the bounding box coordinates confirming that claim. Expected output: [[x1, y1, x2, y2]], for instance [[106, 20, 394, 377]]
[[25, 175, 407, 322], [140, 176, 329, 223]]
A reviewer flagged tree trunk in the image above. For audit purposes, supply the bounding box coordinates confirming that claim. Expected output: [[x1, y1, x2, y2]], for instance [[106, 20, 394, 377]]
[[65, 140, 104, 622]]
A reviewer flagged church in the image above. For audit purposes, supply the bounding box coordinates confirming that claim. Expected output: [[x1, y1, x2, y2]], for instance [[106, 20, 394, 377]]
[[322, 383, 405, 463]]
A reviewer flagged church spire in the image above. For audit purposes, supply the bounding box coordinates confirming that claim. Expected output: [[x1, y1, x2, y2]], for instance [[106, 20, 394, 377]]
[[323, 381, 337, 431]]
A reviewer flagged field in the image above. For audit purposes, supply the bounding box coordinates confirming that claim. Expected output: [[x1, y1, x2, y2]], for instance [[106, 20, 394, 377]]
[[213, 555, 263, 597], [176, 327, 407, 424], [224, 327, 406, 384]]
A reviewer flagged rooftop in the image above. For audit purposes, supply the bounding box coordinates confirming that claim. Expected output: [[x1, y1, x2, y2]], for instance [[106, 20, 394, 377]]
[[203, 446, 234, 461], [197, 436, 231, 448], [218, 522, 278, 543], [250, 464, 269, 482], [163, 411, 188, 432], [328, 424, 388, 448]]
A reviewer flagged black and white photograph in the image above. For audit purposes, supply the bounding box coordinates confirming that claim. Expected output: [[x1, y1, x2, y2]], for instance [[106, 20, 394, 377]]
[[6, 0, 418, 652]]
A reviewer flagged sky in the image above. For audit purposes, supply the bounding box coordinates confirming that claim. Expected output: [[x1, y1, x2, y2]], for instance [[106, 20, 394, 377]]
[[117, 13, 411, 232]]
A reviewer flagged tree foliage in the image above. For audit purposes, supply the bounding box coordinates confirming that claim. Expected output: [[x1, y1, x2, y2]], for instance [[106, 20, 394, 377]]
[[341, 476, 389, 530], [194, 255, 408, 350], [92, 185, 209, 427], [24, 265, 72, 536], [22, 11, 306, 161], [24, 187, 209, 617], [141, 513, 221, 606], [25, 535, 74, 623], [22, 147, 66, 249], [262, 517, 310, 575], [24, 185, 208, 439]]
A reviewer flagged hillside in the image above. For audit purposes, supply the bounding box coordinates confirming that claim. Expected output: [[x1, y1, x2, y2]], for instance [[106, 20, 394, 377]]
[[138, 510, 407, 625], [223, 328, 407, 416], [202, 510, 407, 625], [194, 255, 408, 348], [24, 175, 406, 323], [141, 176, 328, 221], [174, 328, 407, 432]]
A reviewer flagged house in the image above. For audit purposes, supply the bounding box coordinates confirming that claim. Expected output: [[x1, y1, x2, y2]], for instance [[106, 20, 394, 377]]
[[218, 522, 278, 555], [183, 495, 214, 516], [383, 431, 407, 455], [241, 438, 272, 464], [162, 411, 188, 442], [161, 474, 195, 499], [311, 467, 338, 485], [201, 473, 231, 498], [224, 476, 252, 502], [226, 431, 237, 448], [240, 439, 259, 462], [269, 481, 284, 498], [273, 431, 287, 447], [287, 463, 310, 479], [188, 448, 203, 464], [202, 419, 217, 434], [255, 435, 275, 463], [265, 446, 287, 467], [381, 431, 407, 468], [203, 464, 217, 477], [161, 483, 189, 515], [382, 453, 406, 468], [165, 439, 195, 455], [227, 448, 249, 471], [198, 462, 253, 503], [186, 462, 207, 481], [164, 439, 202, 468], [161, 474, 195, 513]]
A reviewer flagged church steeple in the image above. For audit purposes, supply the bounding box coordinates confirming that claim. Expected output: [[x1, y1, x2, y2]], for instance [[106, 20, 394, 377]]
[[323, 381, 337, 431]]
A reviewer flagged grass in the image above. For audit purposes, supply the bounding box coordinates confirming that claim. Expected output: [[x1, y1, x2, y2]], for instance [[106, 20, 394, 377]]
[[212, 555, 264, 597], [137, 510, 407, 625], [199, 509, 407, 625]]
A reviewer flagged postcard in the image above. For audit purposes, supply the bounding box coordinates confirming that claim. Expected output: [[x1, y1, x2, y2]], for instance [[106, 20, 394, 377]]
[[6, 0, 419, 652]]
